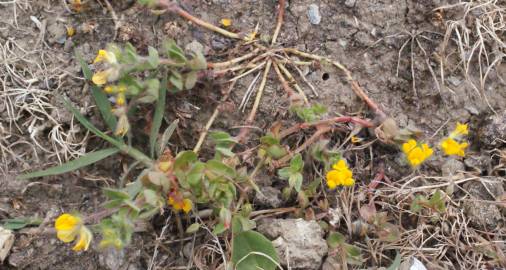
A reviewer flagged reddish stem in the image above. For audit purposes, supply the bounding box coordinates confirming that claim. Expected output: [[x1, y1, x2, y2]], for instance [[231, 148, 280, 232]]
[[280, 116, 373, 139]]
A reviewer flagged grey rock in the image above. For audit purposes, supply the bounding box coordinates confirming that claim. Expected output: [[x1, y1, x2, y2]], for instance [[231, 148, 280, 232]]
[[254, 186, 282, 208], [99, 248, 125, 270], [258, 219, 328, 270], [479, 110, 506, 147], [344, 0, 357, 8], [464, 155, 491, 174], [307, 4, 321, 25], [185, 40, 204, 54], [464, 200, 502, 230], [447, 76, 462, 86], [441, 159, 464, 176]]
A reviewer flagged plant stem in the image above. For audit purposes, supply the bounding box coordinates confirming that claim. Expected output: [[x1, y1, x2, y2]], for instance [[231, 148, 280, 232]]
[[236, 59, 273, 143], [279, 116, 374, 139], [276, 61, 309, 104], [275, 126, 333, 167], [271, 0, 286, 45], [208, 49, 261, 69]]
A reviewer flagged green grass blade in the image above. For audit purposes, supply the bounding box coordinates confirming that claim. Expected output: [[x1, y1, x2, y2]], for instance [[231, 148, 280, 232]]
[[149, 75, 167, 158], [63, 99, 153, 166], [17, 148, 120, 180], [75, 51, 117, 131]]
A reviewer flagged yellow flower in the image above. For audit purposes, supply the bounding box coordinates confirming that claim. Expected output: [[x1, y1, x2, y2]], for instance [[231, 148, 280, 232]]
[[66, 26, 75, 37], [351, 136, 363, 144], [55, 213, 81, 243], [116, 92, 126, 106], [93, 49, 116, 64], [402, 139, 433, 167], [104, 85, 114, 94], [326, 159, 355, 189], [92, 70, 108, 86], [441, 138, 468, 157], [54, 213, 93, 251], [168, 196, 192, 213], [220, 18, 232, 27], [450, 122, 469, 138], [72, 226, 93, 251]]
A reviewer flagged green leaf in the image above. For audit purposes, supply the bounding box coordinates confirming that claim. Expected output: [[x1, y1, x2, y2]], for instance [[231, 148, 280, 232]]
[[2, 217, 42, 230], [186, 223, 200, 234], [212, 222, 227, 235], [103, 188, 131, 200], [184, 71, 198, 90], [232, 231, 279, 270], [260, 135, 280, 146], [143, 189, 160, 207], [288, 173, 303, 192], [290, 154, 304, 172], [157, 119, 179, 157], [17, 148, 119, 180], [266, 145, 286, 159], [163, 40, 187, 63], [76, 51, 92, 80], [147, 46, 160, 68], [277, 167, 291, 179], [188, 51, 207, 70], [216, 146, 235, 157], [174, 151, 198, 170], [169, 72, 183, 91], [149, 75, 167, 158], [386, 252, 402, 270], [206, 160, 236, 179], [76, 51, 117, 131], [327, 231, 345, 248]]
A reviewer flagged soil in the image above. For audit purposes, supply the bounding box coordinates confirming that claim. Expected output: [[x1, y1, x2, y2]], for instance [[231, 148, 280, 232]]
[[1, 0, 505, 269]]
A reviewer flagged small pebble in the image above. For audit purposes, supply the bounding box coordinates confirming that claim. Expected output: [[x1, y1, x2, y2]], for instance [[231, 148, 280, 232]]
[[307, 4, 321, 25]]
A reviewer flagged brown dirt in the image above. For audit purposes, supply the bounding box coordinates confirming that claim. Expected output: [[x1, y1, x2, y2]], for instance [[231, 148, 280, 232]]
[[1, 0, 505, 269]]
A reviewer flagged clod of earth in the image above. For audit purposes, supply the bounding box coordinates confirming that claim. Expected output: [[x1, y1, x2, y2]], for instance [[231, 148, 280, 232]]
[[258, 218, 328, 270]]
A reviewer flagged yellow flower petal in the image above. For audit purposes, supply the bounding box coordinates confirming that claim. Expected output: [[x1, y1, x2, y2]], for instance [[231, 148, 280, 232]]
[[116, 92, 126, 106], [93, 50, 108, 64], [66, 26, 75, 37], [104, 85, 114, 94], [57, 229, 78, 243], [72, 226, 93, 251], [55, 213, 82, 243], [92, 70, 108, 86], [332, 159, 347, 170], [453, 122, 469, 136], [402, 139, 417, 154], [55, 213, 81, 231], [182, 199, 193, 213], [441, 138, 468, 157], [341, 176, 355, 187], [220, 18, 232, 27]]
